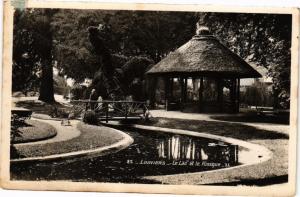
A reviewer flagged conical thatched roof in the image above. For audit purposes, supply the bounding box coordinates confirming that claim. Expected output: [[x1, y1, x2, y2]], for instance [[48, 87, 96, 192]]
[[147, 29, 261, 78]]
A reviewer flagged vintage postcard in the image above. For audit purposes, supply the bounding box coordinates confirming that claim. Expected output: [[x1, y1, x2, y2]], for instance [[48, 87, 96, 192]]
[[1, 0, 299, 196]]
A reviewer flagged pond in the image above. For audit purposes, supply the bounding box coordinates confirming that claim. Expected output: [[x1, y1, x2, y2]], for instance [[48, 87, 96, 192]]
[[11, 127, 240, 183]]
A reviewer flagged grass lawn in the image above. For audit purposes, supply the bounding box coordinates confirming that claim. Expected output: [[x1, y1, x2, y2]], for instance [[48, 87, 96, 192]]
[[143, 117, 288, 140], [138, 117, 289, 185], [15, 100, 72, 117], [13, 122, 124, 159], [12, 120, 57, 144], [210, 110, 289, 125]]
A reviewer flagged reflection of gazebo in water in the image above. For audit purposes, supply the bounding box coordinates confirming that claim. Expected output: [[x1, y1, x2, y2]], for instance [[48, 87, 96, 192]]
[[147, 27, 261, 113]]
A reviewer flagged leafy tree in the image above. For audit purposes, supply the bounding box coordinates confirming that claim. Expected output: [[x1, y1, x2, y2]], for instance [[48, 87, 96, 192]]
[[16, 9, 290, 109], [51, 10, 111, 82], [50, 10, 198, 102], [120, 56, 154, 100], [241, 80, 273, 107], [198, 13, 291, 109], [13, 9, 57, 102], [105, 10, 198, 62], [86, 26, 154, 100], [51, 10, 198, 81], [13, 10, 40, 93]]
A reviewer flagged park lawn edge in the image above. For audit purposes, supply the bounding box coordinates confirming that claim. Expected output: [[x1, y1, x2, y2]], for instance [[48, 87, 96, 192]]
[[13, 120, 57, 144], [12, 122, 128, 160]]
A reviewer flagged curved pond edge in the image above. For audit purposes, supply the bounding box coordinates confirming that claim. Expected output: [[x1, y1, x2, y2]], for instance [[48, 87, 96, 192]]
[[103, 122, 273, 174], [10, 123, 134, 164]]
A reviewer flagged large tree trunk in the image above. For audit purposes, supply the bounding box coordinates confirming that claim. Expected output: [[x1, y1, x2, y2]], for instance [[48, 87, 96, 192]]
[[37, 10, 56, 103], [38, 59, 55, 102]]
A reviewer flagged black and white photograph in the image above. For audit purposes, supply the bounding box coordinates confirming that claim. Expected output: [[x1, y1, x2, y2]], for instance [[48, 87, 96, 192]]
[[1, 1, 299, 196]]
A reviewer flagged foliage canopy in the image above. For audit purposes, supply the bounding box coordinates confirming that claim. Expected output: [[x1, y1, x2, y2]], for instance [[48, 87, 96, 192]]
[[13, 9, 292, 108]]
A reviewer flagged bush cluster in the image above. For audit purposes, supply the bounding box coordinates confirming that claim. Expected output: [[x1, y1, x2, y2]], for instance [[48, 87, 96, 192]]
[[83, 110, 98, 125]]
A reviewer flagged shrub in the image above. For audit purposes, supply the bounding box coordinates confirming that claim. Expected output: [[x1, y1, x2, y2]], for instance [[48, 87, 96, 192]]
[[241, 81, 273, 107], [83, 110, 98, 125], [70, 84, 87, 100], [10, 114, 24, 158]]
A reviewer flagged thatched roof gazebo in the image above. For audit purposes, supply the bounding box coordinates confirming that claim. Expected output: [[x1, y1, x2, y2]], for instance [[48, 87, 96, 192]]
[[147, 27, 262, 113]]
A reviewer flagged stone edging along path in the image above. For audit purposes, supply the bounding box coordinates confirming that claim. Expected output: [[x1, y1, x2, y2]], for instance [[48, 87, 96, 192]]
[[11, 121, 134, 164], [103, 122, 273, 175]]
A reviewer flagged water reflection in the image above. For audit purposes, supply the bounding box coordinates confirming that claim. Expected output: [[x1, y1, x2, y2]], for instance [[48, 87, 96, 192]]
[[11, 128, 239, 183], [155, 135, 238, 166]]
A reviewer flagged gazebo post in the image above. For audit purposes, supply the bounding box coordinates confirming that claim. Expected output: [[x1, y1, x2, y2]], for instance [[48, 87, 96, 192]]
[[237, 78, 240, 113], [233, 78, 237, 113], [229, 78, 236, 113], [180, 77, 185, 111], [170, 77, 174, 100], [217, 79, 223, 112], [199, 77, 203, 112], [184, 77, 187, 102], [164, 77, 170, 110]]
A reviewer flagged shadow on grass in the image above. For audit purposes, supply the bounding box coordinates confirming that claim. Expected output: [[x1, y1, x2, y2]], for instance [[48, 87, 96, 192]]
[[12, 120, 57, 145], [210, 112, 289, 125], [206, 175, 288, 186], [143, 117, 288, 140]]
